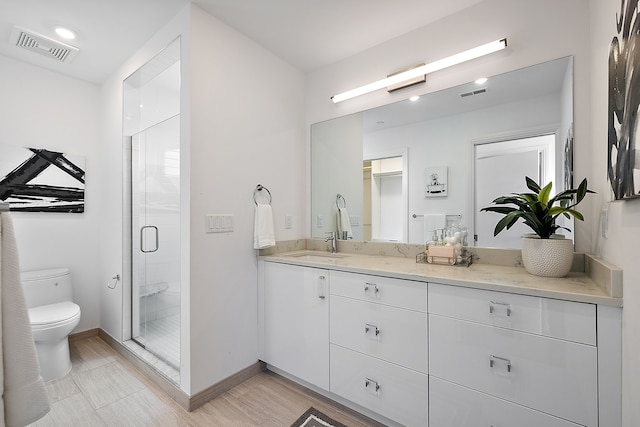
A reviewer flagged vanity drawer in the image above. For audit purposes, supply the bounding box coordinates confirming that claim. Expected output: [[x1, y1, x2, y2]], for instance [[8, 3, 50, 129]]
[[330, 344, 428, 427], [330, 295, 427, 373], [429, 376, 582, 427], [330, 271, 426, 312], [429, 315, 597, 427], [428, 283, 596, 345]]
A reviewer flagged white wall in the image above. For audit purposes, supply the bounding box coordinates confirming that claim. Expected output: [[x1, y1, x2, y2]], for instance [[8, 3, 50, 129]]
[[306, 0, 592, 251], [589, 1, 640, 425], [0, 54, 102, 333], [187, 5, 305, 394]]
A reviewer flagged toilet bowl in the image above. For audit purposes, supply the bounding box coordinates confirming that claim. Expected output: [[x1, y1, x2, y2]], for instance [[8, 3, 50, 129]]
[[21, 268, 81, 382]]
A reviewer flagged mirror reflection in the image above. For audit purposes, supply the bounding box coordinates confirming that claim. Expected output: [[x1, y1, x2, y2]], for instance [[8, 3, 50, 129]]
[[311, 56, 574, 248]]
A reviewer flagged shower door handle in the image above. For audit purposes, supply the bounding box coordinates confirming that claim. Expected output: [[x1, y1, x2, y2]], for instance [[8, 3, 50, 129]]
[[140, 226, 159, 253]]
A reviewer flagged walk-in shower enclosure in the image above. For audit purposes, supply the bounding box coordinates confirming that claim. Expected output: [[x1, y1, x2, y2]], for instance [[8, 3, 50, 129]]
[[123, 38, 181, 374]]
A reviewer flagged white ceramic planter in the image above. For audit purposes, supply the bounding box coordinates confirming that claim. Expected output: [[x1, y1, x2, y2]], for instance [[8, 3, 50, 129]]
[[521, 236, 574, 277]]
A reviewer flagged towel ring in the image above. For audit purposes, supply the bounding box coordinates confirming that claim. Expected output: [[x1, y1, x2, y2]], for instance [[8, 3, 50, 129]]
[[336, 194, 346, 209], [254, 184, 272, 205]]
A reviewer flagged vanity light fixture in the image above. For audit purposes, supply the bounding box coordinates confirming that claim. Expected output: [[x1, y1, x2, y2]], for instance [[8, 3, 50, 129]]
[[331, 38, 507, 103]]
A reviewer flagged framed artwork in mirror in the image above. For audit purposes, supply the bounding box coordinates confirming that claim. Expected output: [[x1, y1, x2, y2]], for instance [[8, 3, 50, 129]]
[[564, 125, 574, 191], [425, 166, 448, 198]]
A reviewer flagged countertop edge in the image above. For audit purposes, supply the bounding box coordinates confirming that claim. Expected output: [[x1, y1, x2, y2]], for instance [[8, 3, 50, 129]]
[[260, 252, 623, 308]]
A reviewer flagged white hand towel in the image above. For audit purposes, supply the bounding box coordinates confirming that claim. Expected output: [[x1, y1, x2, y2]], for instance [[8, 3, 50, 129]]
[[253, 204, 275, 249], [337, 207, 353, 239], [424, 213, 446, 241], [1, 212, 50, 427]]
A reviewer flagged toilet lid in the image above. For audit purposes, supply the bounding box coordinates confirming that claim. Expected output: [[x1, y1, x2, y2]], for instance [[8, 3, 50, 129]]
[[29, 302, 80, 326]]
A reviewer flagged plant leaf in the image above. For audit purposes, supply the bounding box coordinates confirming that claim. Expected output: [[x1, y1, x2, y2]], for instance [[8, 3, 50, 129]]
[[494, 212, 521, 235], [525, 176, 541, 193], [538, 181, 553, 205]]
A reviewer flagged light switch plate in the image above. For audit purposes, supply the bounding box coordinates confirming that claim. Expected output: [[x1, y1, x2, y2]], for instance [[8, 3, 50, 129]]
[[206, 214, 234, 233], [285, 215, 293, 229]]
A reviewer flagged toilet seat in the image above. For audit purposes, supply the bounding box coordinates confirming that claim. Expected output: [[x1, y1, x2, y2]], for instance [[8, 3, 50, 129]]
[[29, 302, 81, 329]]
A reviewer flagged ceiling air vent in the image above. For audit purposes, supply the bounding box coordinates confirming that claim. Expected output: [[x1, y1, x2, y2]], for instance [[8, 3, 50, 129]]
[[460, 88, 487, 98], [10, 27, 79, 63]]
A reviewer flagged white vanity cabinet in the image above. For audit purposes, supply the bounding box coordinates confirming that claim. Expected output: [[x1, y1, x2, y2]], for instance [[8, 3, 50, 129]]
[[260, 261, 329, 390], [329, 271, 428, 426], [428, 283, 599, 427], [429, 376, 583, 427], [259, 256, 621, 427]]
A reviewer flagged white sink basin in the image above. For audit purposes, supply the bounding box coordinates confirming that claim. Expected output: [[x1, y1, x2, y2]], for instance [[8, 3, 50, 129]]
[[285, 251, 350, 262]]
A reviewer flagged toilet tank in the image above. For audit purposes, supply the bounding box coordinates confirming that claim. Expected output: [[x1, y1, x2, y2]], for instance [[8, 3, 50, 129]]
[[21, 268, 73, 308]]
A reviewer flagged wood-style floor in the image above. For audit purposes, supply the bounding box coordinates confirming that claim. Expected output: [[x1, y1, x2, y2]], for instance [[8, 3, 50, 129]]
[[29, 336, 381, 426]]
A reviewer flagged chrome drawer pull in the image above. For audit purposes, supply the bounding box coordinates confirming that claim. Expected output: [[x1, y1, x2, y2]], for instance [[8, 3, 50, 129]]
[[365, 323, 380, 337], [364, 283, 379, 296], [317, 276, 326, 299], [490, 355, 512, 373], [489, 300, 511, 316], [365, 378, 380, 392]]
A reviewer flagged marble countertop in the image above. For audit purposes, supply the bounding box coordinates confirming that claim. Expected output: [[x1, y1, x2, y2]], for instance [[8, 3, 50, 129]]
[[261, 249, 623, 307]]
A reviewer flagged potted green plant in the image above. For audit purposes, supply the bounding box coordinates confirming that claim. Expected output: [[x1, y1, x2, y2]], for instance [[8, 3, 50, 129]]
[[481, 177, 594, 277]]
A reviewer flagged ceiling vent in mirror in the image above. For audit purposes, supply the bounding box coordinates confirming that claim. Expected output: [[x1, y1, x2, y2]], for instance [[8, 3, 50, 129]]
[[460, 88, 487, 98], [10, 26, 79, 62]]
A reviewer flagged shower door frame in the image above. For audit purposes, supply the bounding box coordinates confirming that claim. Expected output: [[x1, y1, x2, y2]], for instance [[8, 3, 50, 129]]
[[122, 36, 183, 376]]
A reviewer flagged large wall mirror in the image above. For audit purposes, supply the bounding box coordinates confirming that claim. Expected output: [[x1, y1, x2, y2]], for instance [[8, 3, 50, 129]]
[[311, 56, 574, 248]]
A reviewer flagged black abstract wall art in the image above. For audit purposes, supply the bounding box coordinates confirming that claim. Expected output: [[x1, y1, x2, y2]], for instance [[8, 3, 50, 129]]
[[608, 0, 640, 200], [0, 146, 85, 213]]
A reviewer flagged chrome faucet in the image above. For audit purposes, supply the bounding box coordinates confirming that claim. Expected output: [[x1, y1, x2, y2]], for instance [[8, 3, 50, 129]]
[[324, 231, 337, 253]]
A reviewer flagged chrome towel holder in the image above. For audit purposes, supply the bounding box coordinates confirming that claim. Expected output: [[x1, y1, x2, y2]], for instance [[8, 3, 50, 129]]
[[336, 194, 346, 209], [412, 213, 461, 219], [254, 184, 272, 205]]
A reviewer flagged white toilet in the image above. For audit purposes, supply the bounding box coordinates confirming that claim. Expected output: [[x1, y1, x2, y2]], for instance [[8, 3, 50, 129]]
[[21, 268, 81, 382]]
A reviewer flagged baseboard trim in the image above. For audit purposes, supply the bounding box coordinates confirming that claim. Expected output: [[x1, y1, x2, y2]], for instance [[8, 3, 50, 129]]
[[187, 360, 266, 411], [96, 328, 264, 411], [70, 328, 99, 342]]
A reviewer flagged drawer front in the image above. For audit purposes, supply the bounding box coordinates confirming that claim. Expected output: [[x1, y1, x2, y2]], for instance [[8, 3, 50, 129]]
[[330, 295, 428, 373], [428, 283, 596, 345], [430, 376, 582, 427], [429, 315, 597, 427], [330, 344, 428, 427], [330, 270, 426, 312]]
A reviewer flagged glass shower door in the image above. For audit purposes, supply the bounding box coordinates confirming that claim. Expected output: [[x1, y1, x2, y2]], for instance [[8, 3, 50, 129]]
[[132, 114, 181, 369]]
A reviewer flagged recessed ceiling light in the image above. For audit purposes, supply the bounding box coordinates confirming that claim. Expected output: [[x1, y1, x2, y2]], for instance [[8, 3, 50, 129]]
[[475, 77, 488, 85], [55, 27, 76, 40], [409, 95, 420, 102]]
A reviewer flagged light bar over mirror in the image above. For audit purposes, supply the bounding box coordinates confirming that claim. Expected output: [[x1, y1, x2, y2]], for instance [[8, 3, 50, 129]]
[[331, 38, 507, 103]]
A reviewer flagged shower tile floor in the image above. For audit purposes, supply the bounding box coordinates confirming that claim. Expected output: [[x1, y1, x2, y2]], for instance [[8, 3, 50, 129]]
[[124, 314, 180, 384], [28, 336, 380, 426], [134, 313, 180, 371]]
